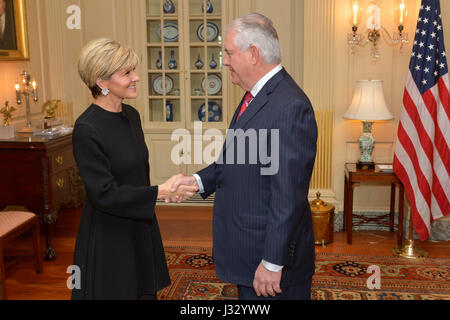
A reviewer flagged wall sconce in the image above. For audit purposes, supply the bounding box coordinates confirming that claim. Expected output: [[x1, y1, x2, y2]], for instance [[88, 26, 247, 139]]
[[15, 70, 39, 133], [348, 0, 409, 59], [344, 80, 393, 169]]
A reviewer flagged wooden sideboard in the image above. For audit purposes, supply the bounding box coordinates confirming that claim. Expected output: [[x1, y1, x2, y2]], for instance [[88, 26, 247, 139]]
[[0, 133, 84, 261]]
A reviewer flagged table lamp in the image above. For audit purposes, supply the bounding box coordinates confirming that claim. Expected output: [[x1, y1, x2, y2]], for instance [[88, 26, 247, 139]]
[[344, 80, 393, 169]]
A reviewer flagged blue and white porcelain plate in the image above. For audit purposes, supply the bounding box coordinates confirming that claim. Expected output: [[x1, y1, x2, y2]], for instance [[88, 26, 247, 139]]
[[201, 74, 222, 95], [196, 22, 219, 42], [156, 22, 179, 42], [152, 75, 174, 95], [198, 101, 222, 122]]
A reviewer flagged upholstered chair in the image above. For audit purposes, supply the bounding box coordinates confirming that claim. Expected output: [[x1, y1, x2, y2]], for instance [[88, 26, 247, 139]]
[[0, 211, 43, 300]]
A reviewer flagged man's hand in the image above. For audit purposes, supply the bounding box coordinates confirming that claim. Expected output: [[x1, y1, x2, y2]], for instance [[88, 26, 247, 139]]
[[157, 174, 199, 203], [253, 261, 282, 298]]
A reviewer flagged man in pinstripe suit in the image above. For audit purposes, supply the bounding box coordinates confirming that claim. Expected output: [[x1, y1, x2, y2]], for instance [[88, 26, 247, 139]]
[[171, 13, 317, 300]]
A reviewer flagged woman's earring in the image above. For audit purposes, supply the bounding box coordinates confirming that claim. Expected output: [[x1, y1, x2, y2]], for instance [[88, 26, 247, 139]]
[[101, 88, 110, 96]]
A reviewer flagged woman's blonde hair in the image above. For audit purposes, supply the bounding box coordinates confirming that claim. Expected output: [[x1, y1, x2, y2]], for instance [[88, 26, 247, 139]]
[[78, 38, 139, 98]]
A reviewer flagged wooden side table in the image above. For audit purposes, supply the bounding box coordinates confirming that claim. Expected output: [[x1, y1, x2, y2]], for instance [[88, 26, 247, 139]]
[[344, 163, 404, 245]]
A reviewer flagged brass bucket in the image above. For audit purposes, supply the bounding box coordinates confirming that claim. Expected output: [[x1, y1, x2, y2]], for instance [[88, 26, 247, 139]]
[[310, 192, 335, 245]]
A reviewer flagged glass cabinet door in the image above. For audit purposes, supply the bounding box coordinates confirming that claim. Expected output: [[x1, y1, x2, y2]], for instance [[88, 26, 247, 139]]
[[146, 0, 183, 127], [186, 0, 225, 129], [145, 0, 227, 130]]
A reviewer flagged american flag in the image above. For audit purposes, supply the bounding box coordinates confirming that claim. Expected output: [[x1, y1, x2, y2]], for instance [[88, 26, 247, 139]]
[[393, 0, 449, 241]]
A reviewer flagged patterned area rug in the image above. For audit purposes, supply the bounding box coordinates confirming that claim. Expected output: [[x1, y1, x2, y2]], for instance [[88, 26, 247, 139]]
[[158, 246, 450, 300], [158, 246, 238, 300], [313, 252, 450, 300]]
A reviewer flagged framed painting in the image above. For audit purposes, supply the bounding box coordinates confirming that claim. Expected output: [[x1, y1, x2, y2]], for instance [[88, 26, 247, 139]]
[[0, 0, 29, 60]]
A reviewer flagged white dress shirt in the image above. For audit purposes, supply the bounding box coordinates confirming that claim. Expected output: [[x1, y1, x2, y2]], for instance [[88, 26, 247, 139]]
[[193, 64, 284, 272]]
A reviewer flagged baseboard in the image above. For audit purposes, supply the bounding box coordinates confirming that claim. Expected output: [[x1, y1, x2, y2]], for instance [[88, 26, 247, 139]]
[[334, 211, 450, 241], [156, 196, 449, 241], [157, 193, 214, 206]]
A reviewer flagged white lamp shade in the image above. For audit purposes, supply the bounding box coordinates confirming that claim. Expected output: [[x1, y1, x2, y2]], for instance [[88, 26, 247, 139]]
[[344, 80, 393, 121]]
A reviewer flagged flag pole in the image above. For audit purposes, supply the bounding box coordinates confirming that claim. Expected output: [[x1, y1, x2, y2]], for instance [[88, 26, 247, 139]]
[[393, 207, 428, 259]]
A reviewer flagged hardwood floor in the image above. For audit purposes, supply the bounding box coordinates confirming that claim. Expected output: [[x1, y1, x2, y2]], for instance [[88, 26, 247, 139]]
[[3, 205, 449, 300]]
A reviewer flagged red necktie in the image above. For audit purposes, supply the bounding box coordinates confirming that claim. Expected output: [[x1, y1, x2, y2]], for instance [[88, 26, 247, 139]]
[[236, 92, 254, 120]]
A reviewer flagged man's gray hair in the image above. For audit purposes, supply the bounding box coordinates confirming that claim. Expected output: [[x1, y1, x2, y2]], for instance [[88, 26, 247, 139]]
[[227, 13, 281, 65]]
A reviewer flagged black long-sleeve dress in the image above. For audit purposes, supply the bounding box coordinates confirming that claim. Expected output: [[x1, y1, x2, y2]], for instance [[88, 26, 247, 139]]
[[71, 103, 170, 299]]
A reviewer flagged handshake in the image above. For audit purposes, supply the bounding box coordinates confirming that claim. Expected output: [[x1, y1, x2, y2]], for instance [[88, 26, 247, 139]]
[[157, 174, 200, 203]]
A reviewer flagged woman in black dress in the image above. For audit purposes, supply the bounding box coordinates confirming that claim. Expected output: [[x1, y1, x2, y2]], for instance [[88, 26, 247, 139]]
[[71, 38, 198, 299]]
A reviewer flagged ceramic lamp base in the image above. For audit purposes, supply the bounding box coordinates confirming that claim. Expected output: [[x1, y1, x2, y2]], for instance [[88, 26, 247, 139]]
[[357, 121, 376, 169]]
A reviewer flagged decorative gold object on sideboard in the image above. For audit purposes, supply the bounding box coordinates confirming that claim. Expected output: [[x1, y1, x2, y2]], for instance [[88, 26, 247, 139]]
[[0, 101, 17, 139], [310, 191, 335, 246], [0, 101, 16, 126], [42, 99, 61, 119], [41, 99, 65, 129]]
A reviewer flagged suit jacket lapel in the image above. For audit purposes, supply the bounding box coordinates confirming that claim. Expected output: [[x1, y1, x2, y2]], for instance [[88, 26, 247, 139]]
[[234, 89, 268, 129], [224, 93, 247, 153], [234, 68, 286, 129], [230, 93, 247, 129], [223, 68, 287, 153]]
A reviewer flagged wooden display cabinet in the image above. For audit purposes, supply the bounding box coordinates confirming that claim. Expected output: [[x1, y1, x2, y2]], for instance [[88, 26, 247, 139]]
[[144, 0, 229, 185]]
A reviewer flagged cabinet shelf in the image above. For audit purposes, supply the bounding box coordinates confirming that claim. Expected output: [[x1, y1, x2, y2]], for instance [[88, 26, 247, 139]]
[[146, 16, 179, 21], [189, 15, 222, 20], [147, 70, 182, 73], [190, 69, 222, 73], [190, 96, 223, 99], [189, 42, 222, 47], [149, 95, 181, 99], [147, 42, 180, 47]]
